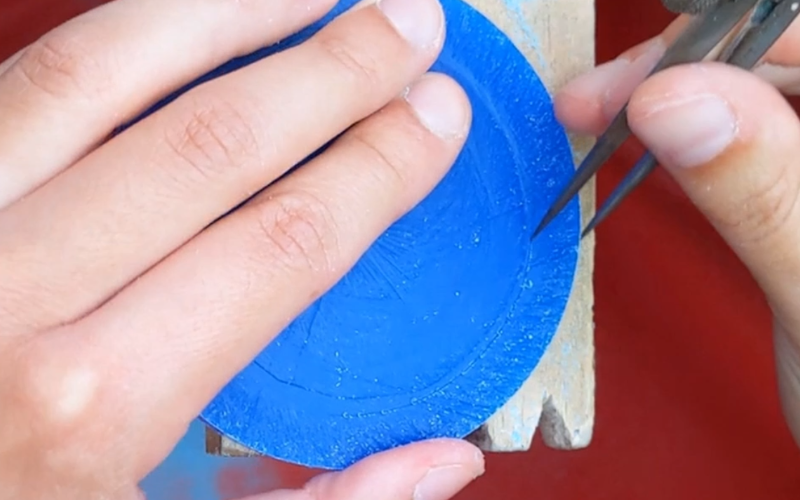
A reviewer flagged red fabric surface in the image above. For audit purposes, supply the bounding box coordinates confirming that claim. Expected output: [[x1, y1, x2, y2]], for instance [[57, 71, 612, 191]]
[[3, 0, 800, 498]]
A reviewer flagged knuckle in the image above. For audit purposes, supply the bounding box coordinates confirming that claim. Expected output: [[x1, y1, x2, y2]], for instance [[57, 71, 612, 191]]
[[2, 336, 125, 489], [163, 95, 263, 182], [8, 337, 101, 437], [0, 257, 58, 335], [315, 34, 382, 89], [13, 31, 107, 99], [251, 192, 339, 274], [348, 129, 409, 188], [713, 159, 800, 245], [0, 281, 32, 334]]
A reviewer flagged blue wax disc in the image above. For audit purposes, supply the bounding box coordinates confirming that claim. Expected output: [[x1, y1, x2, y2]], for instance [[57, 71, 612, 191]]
[[191, 0, 581, 470]]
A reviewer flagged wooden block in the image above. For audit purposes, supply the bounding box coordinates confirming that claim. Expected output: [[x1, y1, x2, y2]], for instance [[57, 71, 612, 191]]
[[462, 0, 597, 452], [207, 0, 596, 458]]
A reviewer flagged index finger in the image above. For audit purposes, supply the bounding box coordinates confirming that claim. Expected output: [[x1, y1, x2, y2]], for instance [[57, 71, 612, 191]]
[[554, 12, 800, 137], [9, 72, 470, 483], [0, 0, 336, 209]]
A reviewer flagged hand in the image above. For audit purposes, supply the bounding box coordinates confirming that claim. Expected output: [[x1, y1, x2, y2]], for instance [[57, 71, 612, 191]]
[[555, 15, 800, 446], [0, 0, 485, 498]]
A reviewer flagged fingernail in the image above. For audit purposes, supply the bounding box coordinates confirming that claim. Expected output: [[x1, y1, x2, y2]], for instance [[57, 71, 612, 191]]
[[560, 38, 665, 119], [405, 75, 469, 139], [413, 465, 478, 500], [602, 39, 666, 119], [634, 93, 738, 169], [378, 0, 443, 50], [560, 58, 630, 105]]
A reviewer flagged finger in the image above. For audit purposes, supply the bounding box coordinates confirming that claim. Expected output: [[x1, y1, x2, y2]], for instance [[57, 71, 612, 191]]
[[625, 62, 800, 439], [626, 62, 800, 321], [25, 73, 470, 477], [0, 0, 337, 209], [0, 0, 445, 335], [0, 47, 24, 76], [554, 35, 669, 136], [250, 440, 484, 500], [555, 12, 800, 136], [554, 16, 687, 136]]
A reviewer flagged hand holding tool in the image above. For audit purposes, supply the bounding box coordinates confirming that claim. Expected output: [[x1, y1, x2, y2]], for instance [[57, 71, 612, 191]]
[[533, 0, 800, 239]]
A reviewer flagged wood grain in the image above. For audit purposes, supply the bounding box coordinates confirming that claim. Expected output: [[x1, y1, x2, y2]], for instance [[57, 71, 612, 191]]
[[463, 0, 597, 452]]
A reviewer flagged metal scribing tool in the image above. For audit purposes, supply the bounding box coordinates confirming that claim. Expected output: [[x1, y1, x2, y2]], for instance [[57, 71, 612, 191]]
[[532, 0, 800, 239]]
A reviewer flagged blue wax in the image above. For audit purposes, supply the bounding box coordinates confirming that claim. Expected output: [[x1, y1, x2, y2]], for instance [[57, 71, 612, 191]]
[[131, 0, 580, 471]]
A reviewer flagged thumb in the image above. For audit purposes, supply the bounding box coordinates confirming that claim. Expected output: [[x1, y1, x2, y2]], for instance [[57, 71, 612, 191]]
[[626, 61, 800, 443], [243, 439, 485, 500]]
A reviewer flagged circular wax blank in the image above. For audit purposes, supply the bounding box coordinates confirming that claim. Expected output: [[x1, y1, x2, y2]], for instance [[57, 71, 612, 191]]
[[190, 0, 582, 470]]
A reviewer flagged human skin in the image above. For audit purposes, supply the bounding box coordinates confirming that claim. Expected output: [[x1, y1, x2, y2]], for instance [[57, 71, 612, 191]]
[[554, 13, 800, 447], [0, 0, 483, 499], [3, 1, 800, 499]]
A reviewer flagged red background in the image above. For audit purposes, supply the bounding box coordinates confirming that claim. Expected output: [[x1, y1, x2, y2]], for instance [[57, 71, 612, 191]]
[[3, 0, 800, 498]]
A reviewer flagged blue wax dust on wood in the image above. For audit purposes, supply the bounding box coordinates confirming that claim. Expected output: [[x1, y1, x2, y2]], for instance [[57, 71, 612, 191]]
[[129, 0, 580, 470]]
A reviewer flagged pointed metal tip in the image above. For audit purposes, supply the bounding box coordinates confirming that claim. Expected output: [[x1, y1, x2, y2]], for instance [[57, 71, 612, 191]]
[[581, 206, 607, 239], [530, 224, 544, 241], [580, 203, 608, 240], [530, 210, 556, 241], [580, 221, 597, 240]]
